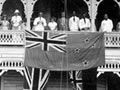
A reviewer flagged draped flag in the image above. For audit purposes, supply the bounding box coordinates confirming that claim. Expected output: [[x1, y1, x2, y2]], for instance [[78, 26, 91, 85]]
[[24, 30, 105, 71], [69, 71, 83, 90], [23, 67, 50, 90]]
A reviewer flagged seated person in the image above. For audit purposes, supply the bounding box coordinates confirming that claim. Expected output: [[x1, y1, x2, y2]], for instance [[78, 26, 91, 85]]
[[79, 13, 91, 31], [1, 15, 9, 30], [11, 9, 22, 30], [33, 12, 47, 31], [48, 17, 57, 31]]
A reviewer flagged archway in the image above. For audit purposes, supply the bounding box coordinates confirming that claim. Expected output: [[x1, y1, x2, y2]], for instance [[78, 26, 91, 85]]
[[67, 0, 89, 19], [95, 0, 120, 31], [31, 0, 89, 28], [97, 72, 120, 90], [1, 0, 26, 21], [1, 70, 24, 90]]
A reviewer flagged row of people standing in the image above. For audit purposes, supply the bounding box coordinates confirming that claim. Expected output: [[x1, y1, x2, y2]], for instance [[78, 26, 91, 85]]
[[0, 9, 23, 30], [33, 11, 116, 32], [0, 9, 118, 32], [33, 11, 91, 31]]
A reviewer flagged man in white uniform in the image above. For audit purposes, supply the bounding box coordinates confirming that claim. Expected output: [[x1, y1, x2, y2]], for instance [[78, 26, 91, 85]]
[[79, 13, 91, 31], [33, 12, 47, 31], [100, 14, 113, 32], [11, 9, 22, 30], [69, 11, 79, 31]]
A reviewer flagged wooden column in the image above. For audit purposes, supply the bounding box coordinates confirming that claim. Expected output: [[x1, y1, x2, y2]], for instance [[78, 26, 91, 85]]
[[25, 0, 37, 30], [114, 0, 120, 7], [83, 0, 98, 32], [89, 0, 97, 32], [0, 0, 6, 15]]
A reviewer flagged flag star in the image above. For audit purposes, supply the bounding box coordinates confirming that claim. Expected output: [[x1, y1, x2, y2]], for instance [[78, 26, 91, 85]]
[[84, 38, 89, 43], [83, 60, 89, 66], [92, 44, 96, 48], [75, 48, 80, 53]]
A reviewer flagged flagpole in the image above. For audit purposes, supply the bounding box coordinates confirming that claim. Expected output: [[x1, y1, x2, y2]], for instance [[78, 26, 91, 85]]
[[64, 0, 67, 18]]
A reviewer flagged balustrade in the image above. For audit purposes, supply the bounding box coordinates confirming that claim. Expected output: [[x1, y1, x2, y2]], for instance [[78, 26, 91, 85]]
[[0, 30, 25, 45], [98, 63, 120, 70], [105, 32, 120, 47], [0, 31, 120, 47], [97, 60, 120, 77], [0, 31, 120, 69], [0, 60, 23, 68]]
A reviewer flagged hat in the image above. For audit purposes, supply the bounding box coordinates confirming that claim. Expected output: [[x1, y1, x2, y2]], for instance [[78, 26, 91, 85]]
[[14, 9, 19, 13]]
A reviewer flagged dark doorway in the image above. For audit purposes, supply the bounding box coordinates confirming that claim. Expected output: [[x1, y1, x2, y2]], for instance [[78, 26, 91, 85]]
[[67, 0, 88, 18], [2, 0, 26, 21], [95, 0, 120, 31], [46, 71, 72, 90], [97, 72, 120, 90], [97, 73, 107, 90]]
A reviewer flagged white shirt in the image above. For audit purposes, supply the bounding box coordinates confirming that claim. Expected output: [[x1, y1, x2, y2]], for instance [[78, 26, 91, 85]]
[[100, 19, 113, 32], [48, 21, 57, 31], [69, 16, 79, 31], [11, 15, 22, 27], [33, 17, 47, 31], [79, 18, 91, 30], [116, 22, 120, 32], [1, 20, 9, 30]]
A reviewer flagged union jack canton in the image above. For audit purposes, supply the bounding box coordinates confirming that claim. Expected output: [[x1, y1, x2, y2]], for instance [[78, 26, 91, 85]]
[[25, 30, 67, 53]]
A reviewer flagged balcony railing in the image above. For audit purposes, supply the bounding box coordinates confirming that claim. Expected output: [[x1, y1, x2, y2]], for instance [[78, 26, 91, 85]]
[[0, 31, 120, 71], [0, 31, 120, 47], [105, 32, 120, 47], [0, 32, 120, 58], [0, 30, 25, 46], [0, 60, 23, 68], [97, 59, 120, 77], [98, 60, 120, 71]]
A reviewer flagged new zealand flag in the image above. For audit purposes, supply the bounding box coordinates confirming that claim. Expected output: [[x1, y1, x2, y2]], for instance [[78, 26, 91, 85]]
[[24, 30, 105, 71]]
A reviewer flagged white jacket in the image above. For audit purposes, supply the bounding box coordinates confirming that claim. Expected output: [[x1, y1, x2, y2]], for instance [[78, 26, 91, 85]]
[[33, 17, 47, 31], [69, 16, 79, 31]]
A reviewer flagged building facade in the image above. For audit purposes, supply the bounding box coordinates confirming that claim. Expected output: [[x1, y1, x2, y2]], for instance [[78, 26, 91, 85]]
[[0, 0, 120, 90]]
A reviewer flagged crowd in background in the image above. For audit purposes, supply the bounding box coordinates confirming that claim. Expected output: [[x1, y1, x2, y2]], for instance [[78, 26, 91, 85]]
[[0, 9, 120, 32]]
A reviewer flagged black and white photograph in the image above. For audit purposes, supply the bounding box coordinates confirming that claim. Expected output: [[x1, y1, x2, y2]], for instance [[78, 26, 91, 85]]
[[0, 0, 120, 90]]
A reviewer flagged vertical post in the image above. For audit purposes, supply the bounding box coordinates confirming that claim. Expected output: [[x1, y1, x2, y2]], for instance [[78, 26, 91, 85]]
[[26, 0, 33, 30], [64, 0, 67, 17], [89, 0, 97, 32], [0, 0, 6, 15], [69, 71, 83, 90]]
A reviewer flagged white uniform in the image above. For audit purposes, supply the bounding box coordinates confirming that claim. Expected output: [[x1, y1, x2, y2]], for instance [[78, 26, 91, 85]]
[[1, 20, 9, 30], [33, 17, 47, 31], [69, 16, 79, 31], [11, 15, 22, 27], [100, 19, 113, 32], [79, 18, 91, 31], [48, 21, 57, 31]]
